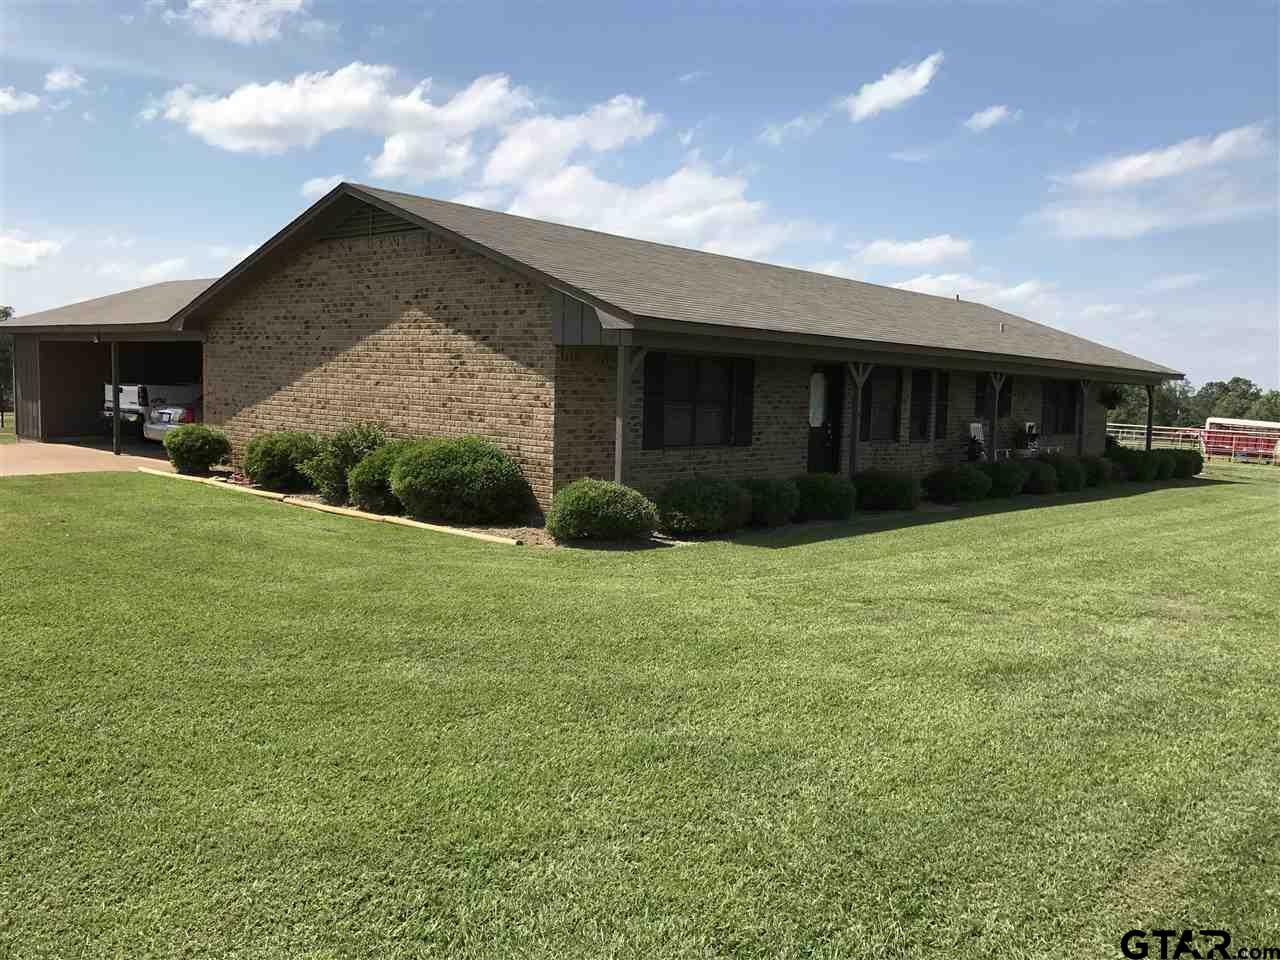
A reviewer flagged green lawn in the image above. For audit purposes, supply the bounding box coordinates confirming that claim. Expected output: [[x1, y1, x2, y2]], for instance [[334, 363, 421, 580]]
[[2, 468, 1278, 958], [0, 412, 14, 443]]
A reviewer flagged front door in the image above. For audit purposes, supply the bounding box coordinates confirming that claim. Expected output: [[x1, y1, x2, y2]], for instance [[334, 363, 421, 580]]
[[806, 365, 845, 473]]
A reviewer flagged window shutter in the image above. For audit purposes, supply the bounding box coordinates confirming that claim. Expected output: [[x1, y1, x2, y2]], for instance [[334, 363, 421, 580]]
[[859, 377, 873, 441], [975, 375, 987, 417], [1041, 382, 1053, 433], [732, 357, 754, 446], [893, 368, 904, 442], [642, 352, 665, 450], [1003, 377, 1014, 417]]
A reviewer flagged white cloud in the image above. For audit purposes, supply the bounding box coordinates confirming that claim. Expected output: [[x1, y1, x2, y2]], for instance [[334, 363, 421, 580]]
[[502, 162, 808, 261], [44, 67, 86, 93], [301, 174, 345, 199], [861, 234, 970, 267], [893, 272, 1048, 308], [964, 104, 1019, 132], [1040, 123, 1275, 239], [760, 109, 829, 146], [483, 94, 659, 186], [0, 87, 41, 114], [843, 51, 943, 122], [0, 233, 63, 269], [1147, 272, 1205, 292], [1041, 181, 1275, 239], [678, 71, 709, 85], [1082, 303, 1123, 318], [1062, 123, 1269, 191], [165, 0, 314, 44], [139, 257, 189, 282], [153, 64, 532, 181]]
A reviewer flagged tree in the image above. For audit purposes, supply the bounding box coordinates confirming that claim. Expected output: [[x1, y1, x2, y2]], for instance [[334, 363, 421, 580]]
[[1244, 390, 1280, 422], [1194, 377, 1263, 421]]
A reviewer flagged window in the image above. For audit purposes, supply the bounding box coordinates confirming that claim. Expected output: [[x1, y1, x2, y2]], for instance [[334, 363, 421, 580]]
[[643, 352, 754, 449], [860, 366, 902, 442], [1041, 379, 1078, 434], [934, 372, 950, 439], [975, 374, 1013, 418], [909, 369, 933, 441]]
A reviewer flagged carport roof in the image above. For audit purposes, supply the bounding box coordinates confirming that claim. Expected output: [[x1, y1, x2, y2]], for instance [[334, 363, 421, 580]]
[[0, 279, 215, 331]]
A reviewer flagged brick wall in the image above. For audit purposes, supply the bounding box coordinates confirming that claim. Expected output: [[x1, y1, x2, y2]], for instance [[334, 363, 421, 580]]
[[201, 225, 559, 507]]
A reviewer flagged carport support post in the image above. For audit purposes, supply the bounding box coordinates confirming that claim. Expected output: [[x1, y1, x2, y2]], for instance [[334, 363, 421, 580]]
[[614, 343, 628, 483], [1152, 386, 1162, 453], [846, 362, 873, 478], [110, 340, 121, 456]]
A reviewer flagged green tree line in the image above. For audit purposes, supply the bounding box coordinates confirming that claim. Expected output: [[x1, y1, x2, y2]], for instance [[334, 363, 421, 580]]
[[1107, 377, 1280, 427]]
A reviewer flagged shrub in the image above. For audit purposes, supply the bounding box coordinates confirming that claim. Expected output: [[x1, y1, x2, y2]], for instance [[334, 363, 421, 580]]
[[740, 477, 802, 527], [299, 422, 387, 505], [980, 460, 1030, 497], [243, 431, 322, 491], [1023, 460, 1059, 494], [655, 476, 752, 535], [390, 436, 531, 524], [1079, 455, 1115, 487], [792, 473, 856, 522], [1108, 447, 1159, 482], [852, 469, 920, 511], [545, 479, 658, 541], [1040, 454, 1085, 492], [347, 440, 413, 514], [162, 424, 231, 475], [922, 464, 992, 503], [1170, 449, 1204, 478], [1152, 450, 1177, 481]]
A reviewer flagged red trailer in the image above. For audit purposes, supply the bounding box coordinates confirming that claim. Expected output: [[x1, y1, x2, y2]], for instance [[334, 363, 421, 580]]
[[1202, 417, 1280, 462]]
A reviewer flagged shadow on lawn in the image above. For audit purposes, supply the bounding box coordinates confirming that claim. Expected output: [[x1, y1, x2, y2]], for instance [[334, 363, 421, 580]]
[[731, 477, 1237, 550]]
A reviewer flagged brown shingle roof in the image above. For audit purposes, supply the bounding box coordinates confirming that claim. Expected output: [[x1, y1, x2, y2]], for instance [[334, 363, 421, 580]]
[[1, 279, 216, 330], [349, 183, 1180, 378]]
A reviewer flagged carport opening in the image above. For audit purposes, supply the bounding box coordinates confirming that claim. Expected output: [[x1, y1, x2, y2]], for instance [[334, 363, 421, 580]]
[[39, 339, 202, 452]]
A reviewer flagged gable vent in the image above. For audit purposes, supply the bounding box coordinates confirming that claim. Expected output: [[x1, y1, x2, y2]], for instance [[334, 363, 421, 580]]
[[319, 201, 422, 241]]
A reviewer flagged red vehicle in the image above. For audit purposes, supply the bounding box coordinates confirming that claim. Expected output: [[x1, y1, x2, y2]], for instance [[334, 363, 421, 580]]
[[1201, 417, 1280, 462]]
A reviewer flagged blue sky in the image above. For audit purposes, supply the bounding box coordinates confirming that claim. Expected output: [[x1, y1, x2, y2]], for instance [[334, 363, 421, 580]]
[[2, 0, 1276, 386]]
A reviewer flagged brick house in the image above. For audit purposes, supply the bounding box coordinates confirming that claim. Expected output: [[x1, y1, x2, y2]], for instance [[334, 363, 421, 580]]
[[5, 183, 1182, 508]]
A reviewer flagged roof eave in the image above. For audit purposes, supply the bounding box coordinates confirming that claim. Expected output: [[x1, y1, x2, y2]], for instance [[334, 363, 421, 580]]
[[631, 315, 1183, 383]]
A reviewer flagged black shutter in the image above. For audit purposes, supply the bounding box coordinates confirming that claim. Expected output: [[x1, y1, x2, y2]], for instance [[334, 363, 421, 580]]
[[1041, 382, 1053, 433], [731, 357, 754, 446], [892, 368, 903, 442], [1003, 376, 1014, 417], [975, 374, 987, 417], [859, 376, 873, 441], [642, 351, 665, 450]]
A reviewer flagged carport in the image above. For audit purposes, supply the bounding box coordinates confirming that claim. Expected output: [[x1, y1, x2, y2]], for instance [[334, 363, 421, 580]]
[[3, 279, 214, 454]]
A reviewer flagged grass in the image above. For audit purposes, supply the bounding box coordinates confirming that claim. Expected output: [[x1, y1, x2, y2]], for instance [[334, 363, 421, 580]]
[[2, 466, 1278, 958], [0, 412, 14, 444]]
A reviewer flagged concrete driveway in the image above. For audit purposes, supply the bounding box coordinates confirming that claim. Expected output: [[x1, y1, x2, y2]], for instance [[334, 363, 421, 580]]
[[0, 439, 174, 477]]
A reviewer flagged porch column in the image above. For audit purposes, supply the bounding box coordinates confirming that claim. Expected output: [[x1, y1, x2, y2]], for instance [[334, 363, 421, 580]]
[[988, 372, 1005, 461], [846, 362, 873, 477], [1152, 386, 1162, 453], [1077, 379, 1091, 457], [614, 343, 628, 483], [110, 340, 121, 456]]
